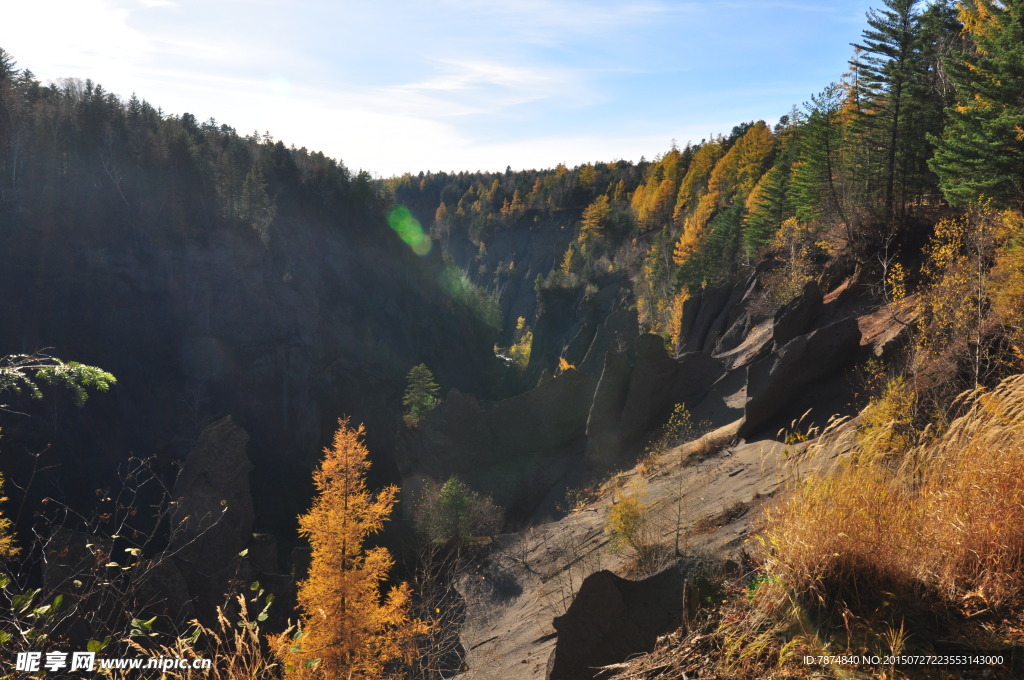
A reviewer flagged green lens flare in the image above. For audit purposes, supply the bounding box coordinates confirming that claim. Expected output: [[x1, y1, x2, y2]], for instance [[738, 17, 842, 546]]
[[387, 205, 432, 256]]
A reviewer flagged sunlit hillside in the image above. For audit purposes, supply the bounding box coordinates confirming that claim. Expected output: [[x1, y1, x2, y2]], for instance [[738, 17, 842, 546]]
[[2, 1, 1024, 678]]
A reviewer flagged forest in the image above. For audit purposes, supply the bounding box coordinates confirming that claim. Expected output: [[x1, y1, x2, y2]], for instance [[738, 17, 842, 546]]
[[2, 0, 1024, 678]]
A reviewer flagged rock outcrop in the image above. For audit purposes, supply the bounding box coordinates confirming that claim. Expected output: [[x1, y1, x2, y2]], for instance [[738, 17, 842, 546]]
[[167, 417, 294, 625], [547, 565, 689, 680], [397, 370, 598, 519], [739, 317, 862, 438], [585, 336, 722, 473], [772, 279, 823, 346], [171, 416, 254, 568]]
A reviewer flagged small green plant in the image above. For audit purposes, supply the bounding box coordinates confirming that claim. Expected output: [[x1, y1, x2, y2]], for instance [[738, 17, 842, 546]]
[[607, 480, 649, 553], [403, 363, 440, 427]]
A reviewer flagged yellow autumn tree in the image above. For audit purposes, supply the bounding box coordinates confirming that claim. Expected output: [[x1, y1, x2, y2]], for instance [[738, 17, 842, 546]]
[[673, 123, 774, 265], [578, 194, 611, 252], [667, 288, 690, 349], [289, 419, 426, 679], [632, 147, 684, 230], [672, 141, 723, 224]]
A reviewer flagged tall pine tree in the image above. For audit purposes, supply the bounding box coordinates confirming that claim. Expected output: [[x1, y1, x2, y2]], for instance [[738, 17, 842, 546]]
[[850, 0, 921, 222], [929, 0, 1024, 208]]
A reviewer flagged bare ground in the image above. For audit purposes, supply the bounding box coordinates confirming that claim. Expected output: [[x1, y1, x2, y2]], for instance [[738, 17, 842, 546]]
[[455, 420, 844, 680]]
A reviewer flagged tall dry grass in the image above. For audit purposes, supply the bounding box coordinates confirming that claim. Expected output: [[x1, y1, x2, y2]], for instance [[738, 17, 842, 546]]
[[764, 373, 1024, 615], [122, 595, 291, 680]]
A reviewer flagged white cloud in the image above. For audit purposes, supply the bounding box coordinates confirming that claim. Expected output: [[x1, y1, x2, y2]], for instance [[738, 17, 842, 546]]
[[5, 0, 151, 77], [0, 0, 877, 177]]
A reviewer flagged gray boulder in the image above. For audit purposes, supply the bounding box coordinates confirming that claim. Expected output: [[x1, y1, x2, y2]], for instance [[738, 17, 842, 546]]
[[772, 280, 823, 347], [170, 416, 254, 568], [740, 317, 861, 438], [586, 336, 722, 472], [547, 565, 690, 680]]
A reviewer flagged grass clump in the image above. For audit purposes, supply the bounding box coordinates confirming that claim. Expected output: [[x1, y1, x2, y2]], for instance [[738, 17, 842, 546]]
[[619, 373, 1024, 679], [769, 373, 1024, 615], [706, 372, 1024, 678]]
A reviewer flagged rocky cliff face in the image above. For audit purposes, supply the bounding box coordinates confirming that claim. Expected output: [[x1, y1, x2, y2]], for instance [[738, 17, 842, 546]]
[[398, 266, 898, 526], [0, 200, 504, 539]]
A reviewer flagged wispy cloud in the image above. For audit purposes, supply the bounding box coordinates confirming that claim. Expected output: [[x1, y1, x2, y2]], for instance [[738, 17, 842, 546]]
[[0, 0, 879, 176]]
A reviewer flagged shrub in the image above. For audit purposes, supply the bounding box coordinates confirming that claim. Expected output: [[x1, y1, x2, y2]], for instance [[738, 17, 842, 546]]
[[413, 476, 501, 548], [607, 480, 649, 554]]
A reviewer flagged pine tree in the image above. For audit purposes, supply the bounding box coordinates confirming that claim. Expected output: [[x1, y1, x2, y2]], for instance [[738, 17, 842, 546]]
[[788, 85, 850, 234], [850, 0, 921, 221], [403, 364, 440, 427], [578, 194, 611, 252], [929, 0, 1024, 207], [291, 419, 426, 678], [744, 165, 792, 254], [239, 162, 276, 243]]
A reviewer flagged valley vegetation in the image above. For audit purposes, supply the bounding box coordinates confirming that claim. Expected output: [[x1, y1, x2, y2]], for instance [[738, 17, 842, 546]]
[[3, 0, 1024, 678]]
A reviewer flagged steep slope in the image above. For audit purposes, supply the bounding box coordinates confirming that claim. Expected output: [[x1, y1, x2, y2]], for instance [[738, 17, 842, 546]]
[[0, 74, 503, 541]]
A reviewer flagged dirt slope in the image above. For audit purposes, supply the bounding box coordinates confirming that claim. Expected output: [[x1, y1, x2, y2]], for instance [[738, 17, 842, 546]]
[[456, 426, 824, 679]]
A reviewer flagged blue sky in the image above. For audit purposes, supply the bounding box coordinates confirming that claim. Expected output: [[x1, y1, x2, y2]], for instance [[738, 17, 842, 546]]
[[3, 0, 878, 177]]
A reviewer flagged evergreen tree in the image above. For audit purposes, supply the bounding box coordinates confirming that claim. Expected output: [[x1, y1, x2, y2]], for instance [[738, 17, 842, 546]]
[[789, 85, 851, 236], [403, 364, 440, 427], [239, 162, 276, 243], [850, 0, 921, 221], [744, 165, 792, 255], [929, 0, 1024, 207]]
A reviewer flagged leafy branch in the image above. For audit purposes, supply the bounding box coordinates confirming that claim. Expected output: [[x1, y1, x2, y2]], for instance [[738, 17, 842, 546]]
[[0, 353, 116, 409]]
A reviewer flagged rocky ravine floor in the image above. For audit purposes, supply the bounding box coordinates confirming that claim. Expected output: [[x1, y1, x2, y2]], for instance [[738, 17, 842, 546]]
[[454, 422, 838, 680]]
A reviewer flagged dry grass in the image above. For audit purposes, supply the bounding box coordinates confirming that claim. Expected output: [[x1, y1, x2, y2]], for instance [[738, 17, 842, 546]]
[[767, 373, 1024, 615], [608, 374, 1024, 679], [121, 595, 291, 680]]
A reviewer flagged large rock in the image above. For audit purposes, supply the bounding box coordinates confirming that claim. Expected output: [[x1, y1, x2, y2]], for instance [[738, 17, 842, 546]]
[[702, 282, 748, 354], [578, 308, 639, 377], [619, 337, 721, 448], [739, 318, 862, 438], [772, 280, 823, 346], [680, 284, 732, 353], [170, 416, 254, 568], [398, 370, 598, 519], [547, 566, 687, 680], [524, 278, 635, 385], [586, 336, 722, 472], [583, 351, 634, 471]]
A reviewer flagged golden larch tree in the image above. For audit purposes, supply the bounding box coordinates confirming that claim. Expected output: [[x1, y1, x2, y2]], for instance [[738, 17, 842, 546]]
[[578, 194, 611, 252], [289, 419, 425, 679]]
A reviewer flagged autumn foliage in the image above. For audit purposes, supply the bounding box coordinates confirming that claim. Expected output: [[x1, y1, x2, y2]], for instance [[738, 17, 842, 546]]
[[288, 419, 425, 679]]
